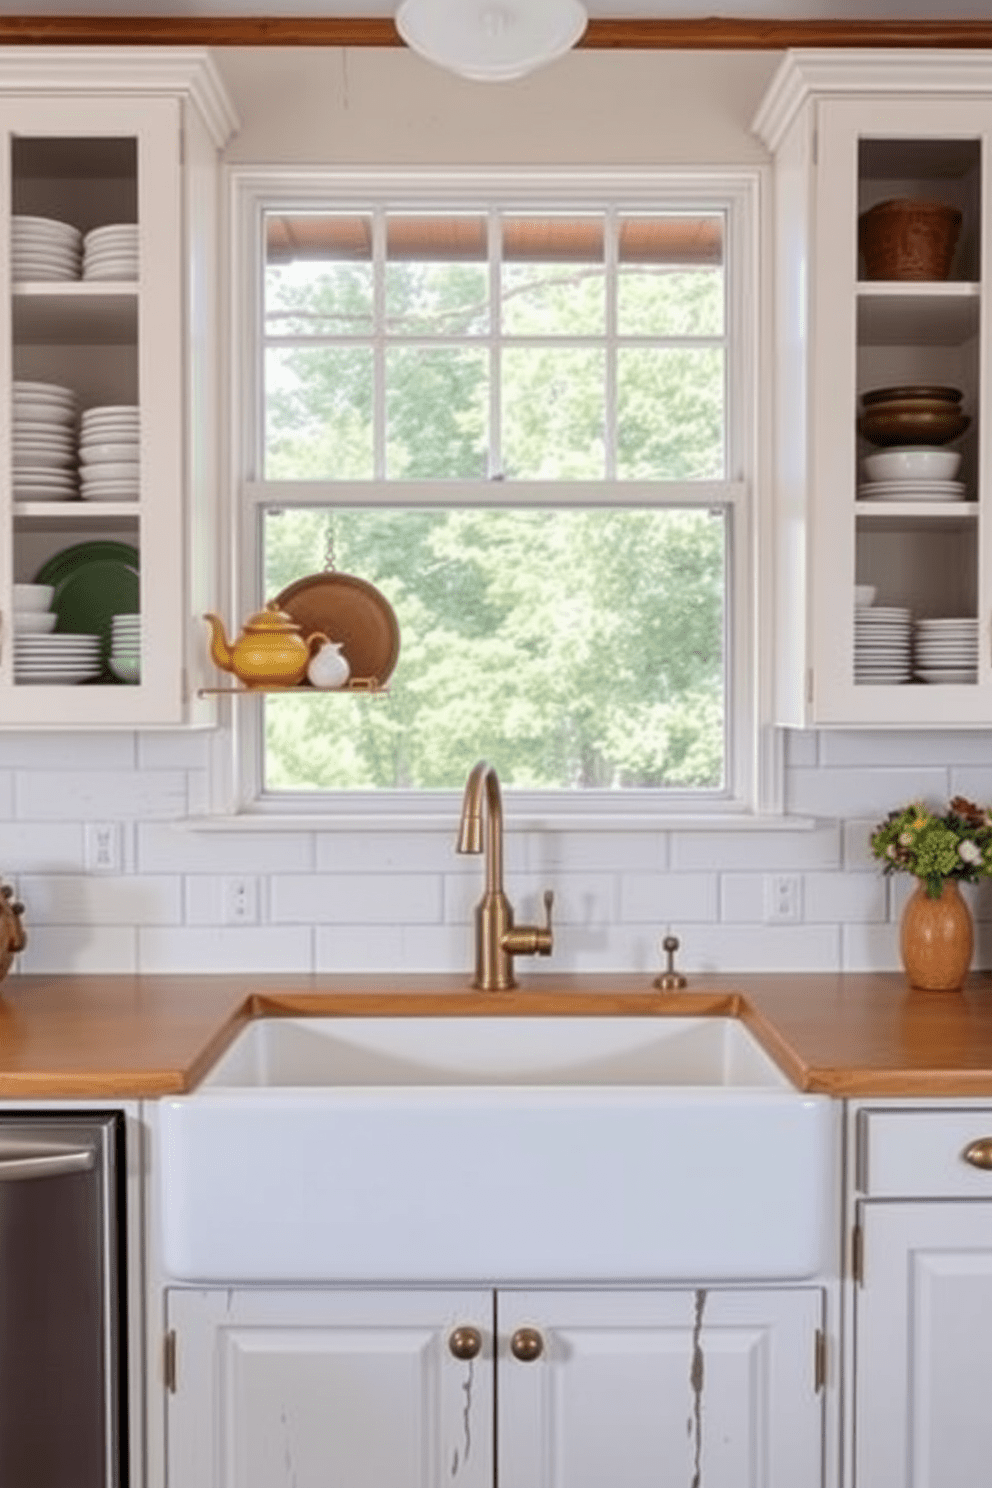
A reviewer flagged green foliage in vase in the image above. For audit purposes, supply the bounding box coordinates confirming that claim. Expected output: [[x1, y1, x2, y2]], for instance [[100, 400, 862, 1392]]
[[870, 798, 992, 899]]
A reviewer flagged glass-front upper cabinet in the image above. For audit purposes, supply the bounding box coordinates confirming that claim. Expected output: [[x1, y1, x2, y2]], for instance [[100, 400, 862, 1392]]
[[754, 53, 992, 726], [0, 54, 237, 726]]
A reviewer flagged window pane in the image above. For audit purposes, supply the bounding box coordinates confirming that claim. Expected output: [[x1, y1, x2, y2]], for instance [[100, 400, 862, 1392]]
[[265, 213, 374, 337], [617, 348, 725, 480], [385, 347, 488, 478], [617, 215, 724, 337], [385, 214, 489, 337], [501, 214, 604, 336], [265, 346, 374, 479], [502, 348, 604, 479], [262, 507, 725, 793]]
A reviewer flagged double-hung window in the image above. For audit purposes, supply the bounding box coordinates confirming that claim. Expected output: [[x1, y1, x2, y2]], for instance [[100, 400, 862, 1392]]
[[230, 168, 759, 819]]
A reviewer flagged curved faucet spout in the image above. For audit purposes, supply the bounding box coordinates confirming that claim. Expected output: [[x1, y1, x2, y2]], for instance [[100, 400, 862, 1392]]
[[457, 759, 503, 896], [455, 760, 553, 991]]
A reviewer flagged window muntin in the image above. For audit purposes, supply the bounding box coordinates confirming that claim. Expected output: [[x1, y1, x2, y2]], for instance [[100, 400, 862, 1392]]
[[237, 173, 756, 814], [262, 206, 726, 482]]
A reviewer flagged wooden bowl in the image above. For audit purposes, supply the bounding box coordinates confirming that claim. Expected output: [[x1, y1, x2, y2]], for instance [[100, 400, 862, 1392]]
[[858, 407, 971, 447], [861, 384, 962, 407]]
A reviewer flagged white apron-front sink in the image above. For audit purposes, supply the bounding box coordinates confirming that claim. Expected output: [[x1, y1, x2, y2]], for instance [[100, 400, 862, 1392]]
[[156, 1015, 836, 1285]]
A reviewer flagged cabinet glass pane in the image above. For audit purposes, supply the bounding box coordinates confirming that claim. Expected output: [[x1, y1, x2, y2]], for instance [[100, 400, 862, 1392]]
[[854, 133, 982, 689], [9, 137, 142, 687]]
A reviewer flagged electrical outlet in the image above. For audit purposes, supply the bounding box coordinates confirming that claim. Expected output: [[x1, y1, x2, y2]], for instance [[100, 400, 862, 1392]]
[[764, 873, 802, 925], [223, 875, 258, 925], [84, 822, 122, 875]]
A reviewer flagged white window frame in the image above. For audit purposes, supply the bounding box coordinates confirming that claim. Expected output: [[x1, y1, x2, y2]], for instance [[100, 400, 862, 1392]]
[[217, 165, 774, 828]]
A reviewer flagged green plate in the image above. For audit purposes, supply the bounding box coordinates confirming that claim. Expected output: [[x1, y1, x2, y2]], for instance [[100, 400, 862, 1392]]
[[34, 540, 139, 588], [34, 542, 140, 675]]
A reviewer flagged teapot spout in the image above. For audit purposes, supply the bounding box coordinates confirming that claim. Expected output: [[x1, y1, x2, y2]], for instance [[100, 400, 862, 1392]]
[[203, 612, 234, 673]]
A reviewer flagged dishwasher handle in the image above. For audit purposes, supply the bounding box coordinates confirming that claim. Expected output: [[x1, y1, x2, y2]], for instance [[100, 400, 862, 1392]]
[[0, 1139, 96, 1182]]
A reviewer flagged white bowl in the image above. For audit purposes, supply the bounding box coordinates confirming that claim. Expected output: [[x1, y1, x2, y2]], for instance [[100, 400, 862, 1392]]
[[861, 446, 962, 482], [855, 585, 878, 607], [12, 582, 54, 611], [14, 610, 57, 634], [79, 442, 138, 464]]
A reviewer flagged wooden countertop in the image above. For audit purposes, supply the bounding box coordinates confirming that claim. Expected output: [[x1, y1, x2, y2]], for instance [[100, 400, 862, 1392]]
[[1, 970, 992, 1100]]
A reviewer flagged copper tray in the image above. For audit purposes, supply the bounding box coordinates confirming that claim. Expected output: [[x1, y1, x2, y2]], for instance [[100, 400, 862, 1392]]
[[274, 572, 400, 686]]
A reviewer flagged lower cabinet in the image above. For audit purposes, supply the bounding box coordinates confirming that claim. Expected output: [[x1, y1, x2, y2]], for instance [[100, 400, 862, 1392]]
[[166, 1284, 825, 1488], [851, 1105, 992, 1488], [853, 1201, 992, 1488]]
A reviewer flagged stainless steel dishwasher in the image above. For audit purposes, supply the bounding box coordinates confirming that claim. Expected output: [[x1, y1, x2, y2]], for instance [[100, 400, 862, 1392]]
[[0, 1113, 125, 1487]]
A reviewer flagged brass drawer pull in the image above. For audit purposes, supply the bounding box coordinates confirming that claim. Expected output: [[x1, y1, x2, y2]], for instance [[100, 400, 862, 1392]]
[[962, 1137, 992, 1170], [449, 1326, 483, 1361]]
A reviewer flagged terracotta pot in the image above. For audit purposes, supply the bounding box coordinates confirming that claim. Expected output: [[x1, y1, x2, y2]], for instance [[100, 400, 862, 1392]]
[[899, 878, 973, 991]]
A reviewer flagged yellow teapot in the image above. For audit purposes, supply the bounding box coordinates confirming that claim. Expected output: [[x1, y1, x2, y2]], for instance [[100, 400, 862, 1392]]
[[204, 604, 314, 689]]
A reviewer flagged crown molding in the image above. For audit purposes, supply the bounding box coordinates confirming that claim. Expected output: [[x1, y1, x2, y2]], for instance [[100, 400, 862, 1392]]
[[754, 47, 992, 152], [0, 45, 238, 145]]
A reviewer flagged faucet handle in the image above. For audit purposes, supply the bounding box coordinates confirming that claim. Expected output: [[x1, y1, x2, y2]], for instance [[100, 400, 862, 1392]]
[[501, 889, 554, 960]]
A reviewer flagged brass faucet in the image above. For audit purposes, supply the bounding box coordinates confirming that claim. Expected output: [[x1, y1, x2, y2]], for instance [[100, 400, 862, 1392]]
[[456, 760, 554, 990]]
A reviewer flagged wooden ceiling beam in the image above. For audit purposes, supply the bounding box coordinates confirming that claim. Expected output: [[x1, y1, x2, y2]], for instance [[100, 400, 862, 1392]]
[[0, 15, 991, 49]]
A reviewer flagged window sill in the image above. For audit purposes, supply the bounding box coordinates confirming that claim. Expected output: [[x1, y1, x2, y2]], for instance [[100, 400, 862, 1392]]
[[182, 808, 819, 833]]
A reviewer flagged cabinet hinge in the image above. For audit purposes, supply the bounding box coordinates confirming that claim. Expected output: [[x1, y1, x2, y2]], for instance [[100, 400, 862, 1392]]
[[814, 1328, 826, 1392], [852, 1222, 864, 1285], [164, 1329, 177, 1393]]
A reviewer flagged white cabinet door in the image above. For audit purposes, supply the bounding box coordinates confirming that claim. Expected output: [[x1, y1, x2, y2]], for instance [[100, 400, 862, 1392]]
[[855, 1200, 992, 1488], [811, 95, 992, 727], [497, 1287, 824, 1488], [755, 56, 992, 728], [0, 55, 235, 727], [167, 1287, 494, 1488]]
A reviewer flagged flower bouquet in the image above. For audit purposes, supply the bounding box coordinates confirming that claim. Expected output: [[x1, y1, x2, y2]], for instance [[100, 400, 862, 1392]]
[[870, 797, 992, 899], [871, 797, 992, 990]]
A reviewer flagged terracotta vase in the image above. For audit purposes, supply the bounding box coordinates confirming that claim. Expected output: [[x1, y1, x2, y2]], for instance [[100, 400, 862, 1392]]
[[899, 878, 974, 991]]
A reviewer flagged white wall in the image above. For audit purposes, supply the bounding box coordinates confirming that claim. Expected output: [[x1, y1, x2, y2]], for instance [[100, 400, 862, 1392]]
[[5, 48, 991, 980]]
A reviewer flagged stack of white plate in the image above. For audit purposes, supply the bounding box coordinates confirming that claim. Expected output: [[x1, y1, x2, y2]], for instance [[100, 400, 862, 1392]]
[[108, 614, 141, 684], [82, 223, 138, 281], [11, 214, 82, 281], [914, 617, 979, 684], [12, 380, 78, 503], [858, 477, 968, 504], [79, 405, 139, 501], [855, 604, 912, 684], [14, 632, 102, 685]]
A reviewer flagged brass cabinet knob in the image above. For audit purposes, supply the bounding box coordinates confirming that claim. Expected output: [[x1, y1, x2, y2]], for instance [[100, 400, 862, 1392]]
[[962, 1137, 992, 1170], [510, 1326, 544, 1362], [449, 1326, 483, 1361]]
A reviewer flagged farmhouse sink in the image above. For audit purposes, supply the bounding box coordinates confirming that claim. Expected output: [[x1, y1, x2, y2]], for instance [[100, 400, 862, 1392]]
[[197, 1013, 795, 1089], [157, 1014, 836, 1286]]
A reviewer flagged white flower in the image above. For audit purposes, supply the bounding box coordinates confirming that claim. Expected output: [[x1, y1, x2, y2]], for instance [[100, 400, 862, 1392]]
[[899, 832, 914, 846], [886, 844, 898, 860], [959, 839, 983, 865]]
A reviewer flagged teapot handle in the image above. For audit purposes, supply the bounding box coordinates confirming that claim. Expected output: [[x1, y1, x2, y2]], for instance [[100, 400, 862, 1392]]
[[306, 631, 331, 656]]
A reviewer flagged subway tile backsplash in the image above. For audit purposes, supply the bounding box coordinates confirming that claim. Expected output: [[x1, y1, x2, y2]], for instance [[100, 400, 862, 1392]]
[[5, 726, 992, 975]]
